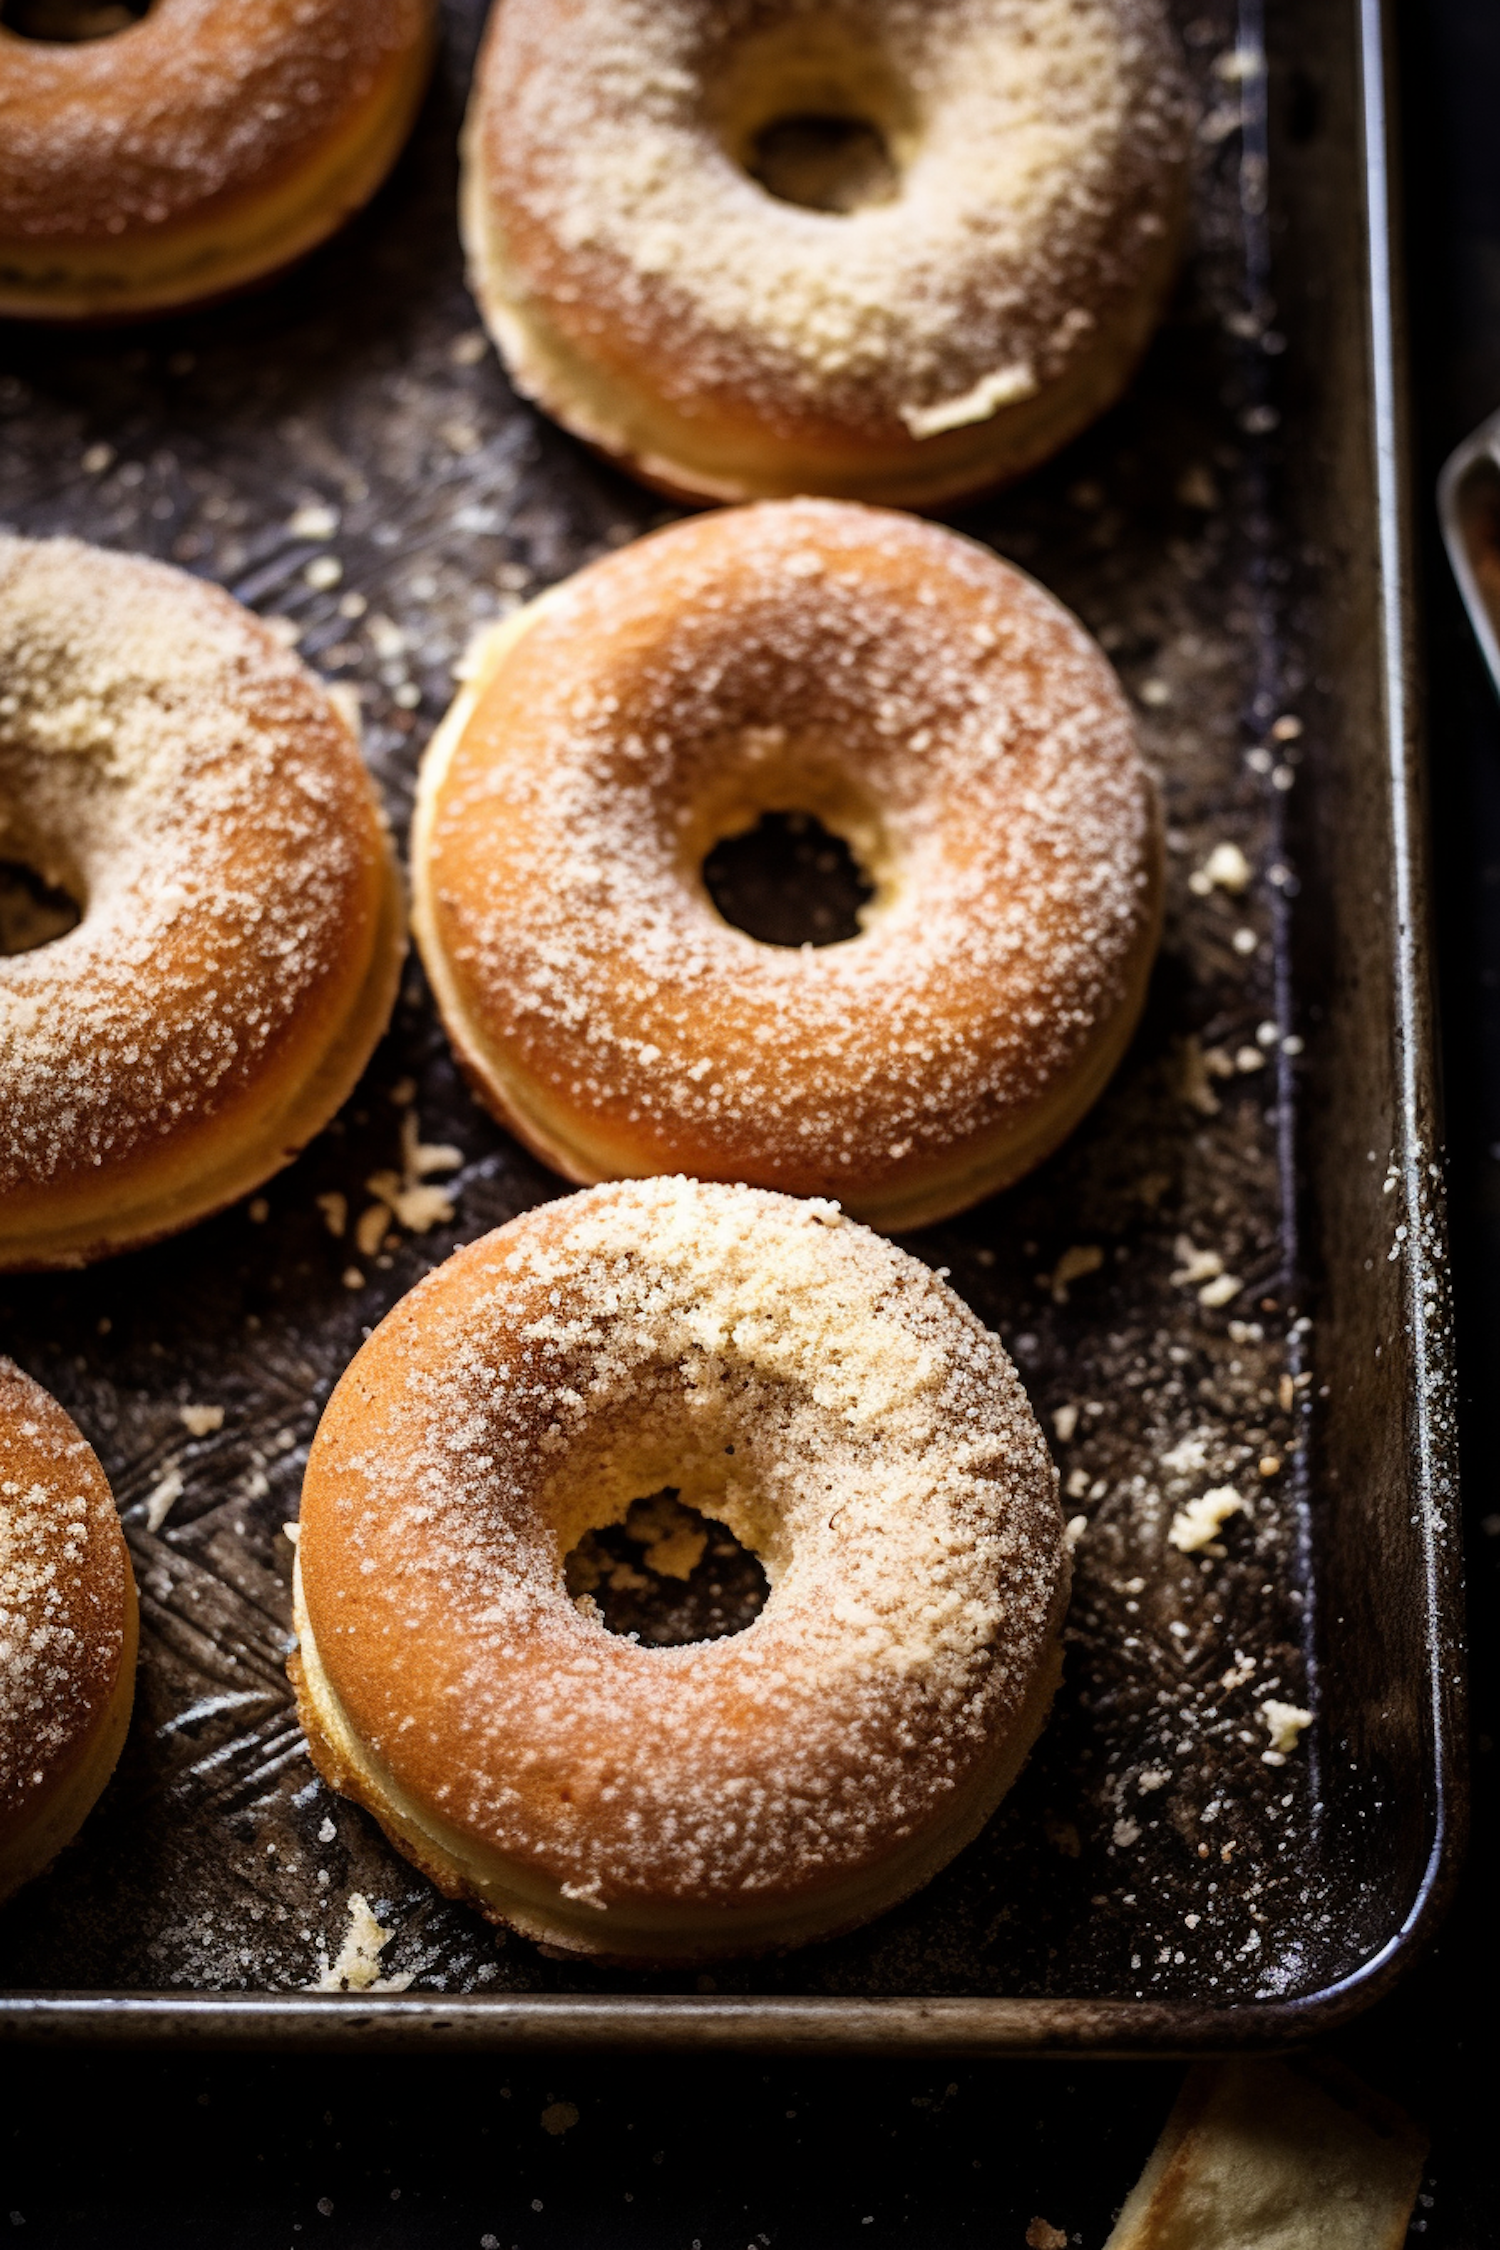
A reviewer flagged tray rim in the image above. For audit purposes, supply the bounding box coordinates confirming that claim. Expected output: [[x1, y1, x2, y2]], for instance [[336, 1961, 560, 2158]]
[[0, 0, 1468, 2053], [0, 1851, 1456, 2050]]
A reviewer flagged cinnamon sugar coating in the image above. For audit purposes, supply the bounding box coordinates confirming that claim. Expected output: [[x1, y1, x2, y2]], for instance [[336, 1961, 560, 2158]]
[[0, 1358, 132, 1841], [295, 1179, 1067, 1938], [0, 0, 428, 247], [0, 535, 402, 1267], [415, 501, 1162, 1228], [464, 0, 1190, 501]]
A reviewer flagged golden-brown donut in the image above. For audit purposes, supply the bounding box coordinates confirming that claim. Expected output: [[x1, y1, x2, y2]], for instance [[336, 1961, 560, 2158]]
[[413, 500, 1161, 1232], [0, 0, 436, 322], [290, 1177, 1068, 1963], [0, 1357, 137, 1906], [0, 535, 406, 1271], [461, 0, 1190, 506]]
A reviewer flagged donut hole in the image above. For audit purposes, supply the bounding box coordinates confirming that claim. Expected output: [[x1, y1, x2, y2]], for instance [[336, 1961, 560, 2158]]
[[702, 809, 874, 948], [564, 1491, 769, 1647], [747, 115, 899, 216], [0, 858, 83, 957], [0, 0, 150, 39], [713, 20, 916, 216]]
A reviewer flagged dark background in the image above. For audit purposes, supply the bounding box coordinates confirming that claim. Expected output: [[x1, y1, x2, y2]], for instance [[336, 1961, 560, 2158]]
[[3, 0, 1498, 2240]]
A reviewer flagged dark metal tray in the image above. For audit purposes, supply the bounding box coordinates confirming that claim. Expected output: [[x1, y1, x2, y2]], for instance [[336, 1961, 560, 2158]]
[[0, 0, 1465, 2050]]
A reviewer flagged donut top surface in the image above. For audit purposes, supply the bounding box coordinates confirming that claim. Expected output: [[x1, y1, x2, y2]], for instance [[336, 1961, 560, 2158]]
[[423, 499, 1160, 1207], [0, 0, 429, 247], [473, 0, 1189, 448], [299, 1178, 1065, 1908], [0, 1358, 129, 1832], [0, 535, 384, 1202]]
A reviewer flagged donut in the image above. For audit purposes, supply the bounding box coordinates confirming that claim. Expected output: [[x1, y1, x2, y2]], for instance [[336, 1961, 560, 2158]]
[[413, 500, 1161, 1232], [0, 536, 405, 1272], [0, 0, 436, 322], [0, 1358, 137, 1906], [290, 1177, 1067, 1962], [460, 0, 1190, 506]]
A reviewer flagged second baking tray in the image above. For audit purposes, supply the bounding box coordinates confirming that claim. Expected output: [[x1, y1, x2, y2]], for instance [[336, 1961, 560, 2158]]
[[0, 0, 1465, 2049]]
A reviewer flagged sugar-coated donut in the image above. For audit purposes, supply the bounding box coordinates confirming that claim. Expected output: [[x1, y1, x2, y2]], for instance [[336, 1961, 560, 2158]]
[[0, 1358, 137, 1907], [0, 536, 406, 1271], [0, 0, 436, 322], [461, 0, 1189, 506], [414, 500, 1161, 1232], [291, 1178, 1067, 1963]]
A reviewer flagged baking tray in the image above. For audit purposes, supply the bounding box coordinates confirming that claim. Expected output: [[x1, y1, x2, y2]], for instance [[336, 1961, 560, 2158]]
[[0, 0, 1465, 2051]]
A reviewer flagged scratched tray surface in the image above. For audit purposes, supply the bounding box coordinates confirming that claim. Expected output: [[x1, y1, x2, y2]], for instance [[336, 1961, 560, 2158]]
[[0, 0, 1336, 2008]]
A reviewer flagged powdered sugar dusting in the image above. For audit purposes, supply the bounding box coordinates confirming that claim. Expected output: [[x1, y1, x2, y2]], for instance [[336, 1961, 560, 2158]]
[[0, 1357, 126, 1826], [423, 500, 1158, 1202], [473, 0, 1188, 442], [0, 535, 376, 1206], [299, 1178, 1065, 1907]]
